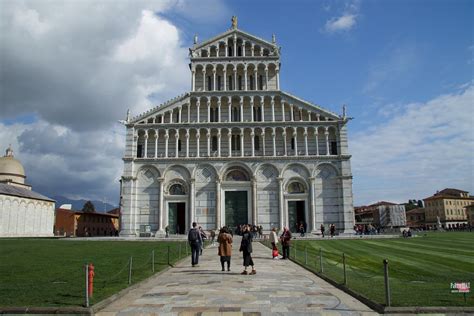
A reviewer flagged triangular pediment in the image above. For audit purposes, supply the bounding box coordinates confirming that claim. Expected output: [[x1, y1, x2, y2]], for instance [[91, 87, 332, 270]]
[[130, 93, 190, 124], [280, 91, 341, 120], [192, 28, 278, 56]]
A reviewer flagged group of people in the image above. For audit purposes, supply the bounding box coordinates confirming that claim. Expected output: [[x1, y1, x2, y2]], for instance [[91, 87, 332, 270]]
[[320, 223, 337, 238]]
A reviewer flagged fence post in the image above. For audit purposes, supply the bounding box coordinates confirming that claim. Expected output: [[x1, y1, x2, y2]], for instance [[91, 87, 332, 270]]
[[128, 257, 133, 285], [305, 246, 308, 265], [383, 259, 391, 306], [294, 245, 297, 260], [84, 264, 89, 307], [152, 250, 155, 272], [343, 253, 347, 285], [179, 243, 182, 258], [319, 248, 323, 273], [167, 245, 170, 266]]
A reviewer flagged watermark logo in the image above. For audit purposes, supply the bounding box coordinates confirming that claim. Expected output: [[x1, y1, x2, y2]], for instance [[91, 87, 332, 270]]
[[450, 282, 470, 293]]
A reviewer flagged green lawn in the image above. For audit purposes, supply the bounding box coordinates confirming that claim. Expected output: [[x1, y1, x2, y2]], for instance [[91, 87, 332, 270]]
[[0, 239, 191, 307], [265, 232, 473, 307]]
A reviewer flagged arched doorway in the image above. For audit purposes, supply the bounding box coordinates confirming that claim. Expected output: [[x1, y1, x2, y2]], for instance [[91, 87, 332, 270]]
[[222, 167, 251, 231], [167, 182, 187, 234], [286, 180, 308, 233]]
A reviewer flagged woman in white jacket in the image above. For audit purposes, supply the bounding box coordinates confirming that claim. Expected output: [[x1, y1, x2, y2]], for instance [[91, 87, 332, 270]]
[[269, 227, 279, 259]]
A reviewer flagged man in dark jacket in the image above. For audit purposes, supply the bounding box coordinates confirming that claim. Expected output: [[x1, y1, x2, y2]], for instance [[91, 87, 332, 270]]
[[239, 225, 256, 275], [188, 222, 202, 267], [280, 227, 292, 259]]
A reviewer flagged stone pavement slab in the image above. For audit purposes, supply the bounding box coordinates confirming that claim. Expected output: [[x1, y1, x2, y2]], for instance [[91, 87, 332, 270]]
[[96, 237, 378, 316]]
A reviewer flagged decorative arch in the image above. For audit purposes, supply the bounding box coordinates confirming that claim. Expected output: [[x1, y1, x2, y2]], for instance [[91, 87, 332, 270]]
[[219, 162, 254, 180], [286, 180, 307, 194], [314, 163, 340, 178], [225, 168, 250, 181], [164, 164, 191, 181], [255, 163, 280, 182], [281, 163, 310, 179], [135, 165, 161, 179], [193, 164, 218, 182], [166, 179, 188, 195]]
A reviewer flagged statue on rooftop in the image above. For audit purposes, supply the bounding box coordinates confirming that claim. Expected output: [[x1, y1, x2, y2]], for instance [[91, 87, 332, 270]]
[[231, 16, 238, 29]]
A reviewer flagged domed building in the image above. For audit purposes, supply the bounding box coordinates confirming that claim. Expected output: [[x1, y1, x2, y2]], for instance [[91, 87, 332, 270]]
[[0, 146, 55, 237]]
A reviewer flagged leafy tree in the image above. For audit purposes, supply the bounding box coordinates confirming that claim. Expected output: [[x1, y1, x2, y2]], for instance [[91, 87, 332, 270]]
[[82, 201, 96, 213]]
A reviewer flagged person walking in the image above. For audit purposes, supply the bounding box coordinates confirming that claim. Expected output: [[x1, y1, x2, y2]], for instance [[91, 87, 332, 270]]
[[199, 226, 207, 255], [280, 227, 292, 259], [188, 222, 202, 267], [217, 227, 233, 271], [239, 225, 256, 275], [269, 227, 279, 259], [299, 222, 305, 237], [330, 224, 336, 237], [210, 229, 216, 246], [320, 224, 325, 238]]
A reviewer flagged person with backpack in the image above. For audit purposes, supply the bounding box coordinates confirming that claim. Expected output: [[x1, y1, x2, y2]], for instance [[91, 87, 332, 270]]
[[188, 222, 202, 267]]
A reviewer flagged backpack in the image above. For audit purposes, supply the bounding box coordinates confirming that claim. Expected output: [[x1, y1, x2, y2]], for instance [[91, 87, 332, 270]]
[[188, 229, 200, 242]]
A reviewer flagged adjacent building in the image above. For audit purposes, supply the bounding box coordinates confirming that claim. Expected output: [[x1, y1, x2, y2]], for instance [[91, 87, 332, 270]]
[[406, 208, 425, 229], [0, 146, 55, 237], [423, 188, 473, 229], [354, 201, 406, 228], [55, 207, 119, 237], [120, 18, 355, 236]]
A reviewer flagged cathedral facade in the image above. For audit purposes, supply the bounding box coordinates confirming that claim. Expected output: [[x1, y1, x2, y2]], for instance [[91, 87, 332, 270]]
[[120, 20, 354, 236]]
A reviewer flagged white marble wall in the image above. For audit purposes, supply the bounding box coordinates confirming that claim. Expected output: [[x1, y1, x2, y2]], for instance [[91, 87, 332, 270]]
[[0, 195, 54, 237]]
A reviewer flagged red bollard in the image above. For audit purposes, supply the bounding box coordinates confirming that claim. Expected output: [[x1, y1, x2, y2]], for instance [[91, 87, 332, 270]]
[[88, 263, 95, 297]]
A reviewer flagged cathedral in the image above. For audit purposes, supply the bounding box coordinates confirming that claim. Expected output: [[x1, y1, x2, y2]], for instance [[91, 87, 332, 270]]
[[120, 18, 354, 236]]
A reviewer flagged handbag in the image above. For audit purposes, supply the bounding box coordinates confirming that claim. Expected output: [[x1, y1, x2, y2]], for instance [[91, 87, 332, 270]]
[[272, 248, 279, 258]]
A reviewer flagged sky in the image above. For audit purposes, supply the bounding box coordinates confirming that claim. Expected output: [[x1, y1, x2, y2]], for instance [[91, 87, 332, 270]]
[[0, 0, 473, 206]]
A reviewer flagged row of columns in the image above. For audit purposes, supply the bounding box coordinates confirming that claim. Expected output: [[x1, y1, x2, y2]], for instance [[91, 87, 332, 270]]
[[137, 126, 335, 159], [200, 34, 269, 58], [191, 63, 279, 92], [158, 96, 328, 124], [144, 175, 317, 232]]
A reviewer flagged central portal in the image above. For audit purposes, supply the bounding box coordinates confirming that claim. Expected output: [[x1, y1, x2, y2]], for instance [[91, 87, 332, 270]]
[[288, 201, 306, 233], [225, 191, 248, 230], [168, 202, 186, 234]]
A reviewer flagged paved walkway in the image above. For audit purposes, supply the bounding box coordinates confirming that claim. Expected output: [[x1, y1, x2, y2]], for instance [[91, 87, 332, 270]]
[[97, 237, 377, 316]]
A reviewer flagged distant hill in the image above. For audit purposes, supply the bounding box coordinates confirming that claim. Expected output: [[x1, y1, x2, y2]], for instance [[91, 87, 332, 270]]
[[53, 196, 117, 212]]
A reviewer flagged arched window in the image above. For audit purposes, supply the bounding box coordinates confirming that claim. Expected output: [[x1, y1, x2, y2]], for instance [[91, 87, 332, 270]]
[[231, 135, 241, 151], [238, 75, 242, 90], [288, 182, 305, 194], [178, 140, 182, 152], [238, 46, 242, 56], [211, 136, 218, 151], [226, 169, 249, 181], [249, 75, 254, 90], [207, 76, 212, 91], [259, 75, 263, 90], [169, 183, 186, 195], [228, 46, 233, 57], [254, 135, 260, 151], [217, 76, 221, 91], [229, 76, 233, 90], [232, 107, 239, 122]]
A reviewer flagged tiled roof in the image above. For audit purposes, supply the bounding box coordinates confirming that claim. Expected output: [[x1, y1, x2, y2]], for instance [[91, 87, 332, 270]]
[[0, 183, 54, 202]]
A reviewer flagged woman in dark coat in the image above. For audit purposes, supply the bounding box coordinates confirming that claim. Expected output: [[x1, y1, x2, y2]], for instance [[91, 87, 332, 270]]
[[239, 225, 256, 275]]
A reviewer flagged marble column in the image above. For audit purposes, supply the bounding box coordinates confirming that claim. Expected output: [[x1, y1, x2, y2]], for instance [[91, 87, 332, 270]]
[[272, 129, 276, 156], [196, 132, 200, 158], [158, 177, 164, 231], [217, 128, 221, 157], [216, 178, 221, 228], [144, 133, 148, 158], [271, 97, 275, 122], [309, 177, 316, 233], [325, 129, 330, 156], [304, 128, 308, 156], [164, 131, 169, 157], [252, 177, 257, 226], [175, 132, 179, 158], [207, 129, 211, 157], [240, 129, 244, 157], [185, 129, 189, 157], [278, 177, 285, 230], [154, 130, 158, 158], [190, 178, 196, 227], [251, 130, 255, 156]]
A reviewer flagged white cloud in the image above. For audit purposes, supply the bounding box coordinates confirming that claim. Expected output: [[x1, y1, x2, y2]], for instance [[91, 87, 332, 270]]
[[351, 84, 474, 205], [325, 14, 357, 33], [323, 0, 360, 33], [12, 7, 51, 38], [0, 0, 229, 204]]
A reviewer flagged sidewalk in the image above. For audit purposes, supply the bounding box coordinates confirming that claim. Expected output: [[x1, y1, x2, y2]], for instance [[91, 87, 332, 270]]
[[97, 237, 378, 315]]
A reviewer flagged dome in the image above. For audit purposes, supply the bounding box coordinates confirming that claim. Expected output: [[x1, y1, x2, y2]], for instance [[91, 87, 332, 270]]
[[0, 146, 26, 184]]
